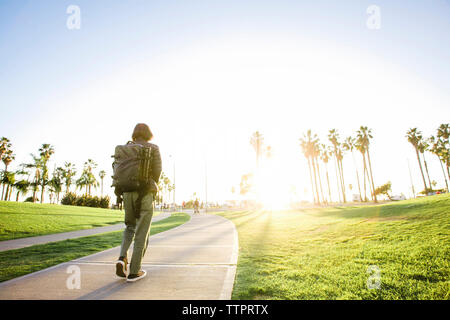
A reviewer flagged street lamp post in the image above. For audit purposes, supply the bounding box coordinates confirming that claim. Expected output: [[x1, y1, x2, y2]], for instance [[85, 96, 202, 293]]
[[205, 160, 207, 214], [169, 155, 176, 208], [173, 161, 176, 207]]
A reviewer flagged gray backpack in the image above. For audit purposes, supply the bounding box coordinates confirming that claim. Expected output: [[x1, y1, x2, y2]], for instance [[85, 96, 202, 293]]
[[112, 141, 153, 196]]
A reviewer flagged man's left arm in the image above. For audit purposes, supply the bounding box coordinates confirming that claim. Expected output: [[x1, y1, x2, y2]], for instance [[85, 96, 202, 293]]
[[151, 145, 162, 184]]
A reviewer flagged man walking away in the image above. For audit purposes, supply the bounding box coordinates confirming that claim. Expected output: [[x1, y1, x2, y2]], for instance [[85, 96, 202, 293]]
[[115, 123, 162, 282]]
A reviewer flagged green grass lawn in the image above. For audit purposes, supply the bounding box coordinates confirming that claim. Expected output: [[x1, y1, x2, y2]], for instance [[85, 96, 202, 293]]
[[0, 201, 161, 241], [217, 194, 450, 300], [0, 212, 190, 283]]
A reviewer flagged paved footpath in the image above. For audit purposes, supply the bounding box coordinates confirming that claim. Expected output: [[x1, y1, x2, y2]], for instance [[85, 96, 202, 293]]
[[0, 212, 171, 252], [0, 213, 238, 300]]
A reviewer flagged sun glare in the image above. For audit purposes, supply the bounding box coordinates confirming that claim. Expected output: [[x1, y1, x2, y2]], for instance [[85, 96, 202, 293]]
[[253, 160, 295, 210]]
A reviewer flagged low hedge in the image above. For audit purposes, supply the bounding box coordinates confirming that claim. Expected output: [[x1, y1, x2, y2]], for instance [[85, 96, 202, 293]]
[[61, 192, 110, 208]]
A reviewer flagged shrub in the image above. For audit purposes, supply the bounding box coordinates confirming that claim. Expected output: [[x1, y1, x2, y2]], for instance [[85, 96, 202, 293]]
[[61, 192, 77, 206], [75, 195, 87, 207], [99, 196, 110, 208], [61, 193, 110, 209]]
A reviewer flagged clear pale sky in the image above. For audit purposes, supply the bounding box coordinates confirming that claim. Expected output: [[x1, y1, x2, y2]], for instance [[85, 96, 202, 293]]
[[1, 1, 449, 203]]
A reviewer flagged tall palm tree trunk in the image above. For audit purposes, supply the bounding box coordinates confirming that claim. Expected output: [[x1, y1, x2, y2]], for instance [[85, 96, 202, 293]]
[[415, 148, 428, 191], [438, 159, 449, 192], [334, 156, 342, 202], [363, 155, 374, 201], [366, 148, 377, 203], [311, 157, 321, 204], [307, 157, 316, 204], [325, 162, 333, 202], [352, 151, 363, 201], [361, 153, 368, 201], [40, 185, 45, 203], [422, 153, 432, 190], [447, 164, 450, 184], [32, 187, 36, 203], [4, 185, 9, 201], [2, 165, 8, 200], [445, 162, 450, 183], [315, 157, 325, 204], [338, 159, 346, 203], [325, 164, 332, 203]]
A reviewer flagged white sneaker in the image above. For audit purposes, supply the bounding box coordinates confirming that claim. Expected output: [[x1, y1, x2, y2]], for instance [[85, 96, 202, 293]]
[[127, 270, 147, 282]]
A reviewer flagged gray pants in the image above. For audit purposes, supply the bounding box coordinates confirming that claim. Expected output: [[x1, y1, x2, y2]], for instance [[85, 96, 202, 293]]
[[119, 192, 154, 275]]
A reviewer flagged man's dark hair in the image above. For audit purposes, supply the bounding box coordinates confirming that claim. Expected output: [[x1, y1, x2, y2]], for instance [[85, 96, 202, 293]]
[[132, 123, 153, 141]]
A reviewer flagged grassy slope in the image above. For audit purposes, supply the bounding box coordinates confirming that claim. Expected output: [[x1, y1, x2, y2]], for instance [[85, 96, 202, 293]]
[[217, 194, 450, 300], [0, 201, 159, 241], [0, 212, 190, 282]]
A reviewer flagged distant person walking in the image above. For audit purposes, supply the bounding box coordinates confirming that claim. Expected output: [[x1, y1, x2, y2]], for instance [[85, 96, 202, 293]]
[[114, 123, 162, 282], [194, 198, 200, 214]]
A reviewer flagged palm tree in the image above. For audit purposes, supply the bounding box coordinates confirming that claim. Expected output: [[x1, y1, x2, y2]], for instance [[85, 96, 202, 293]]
[[14, 179, 30, 202], [418, 139, 433, 190], [300, 130, 320, 204], [437, 123, 450, 181], [357, 126, 377, 202], [1, 138, 13, 199], [163, 174, 171, 203], [250, 131, 264, 169], [50, 167, 64, 203], [1, 170, 15, 201], [406, 128, 428, 192], [312, 140, 325, 204], [2, 150, 15, 200], [355, 134, 370, 201], [343, 136, 363, 202], [442, 148, 450, 183], [157, 172, 170, 204], [99, 170, 106, 196], [437, 123, 449, 141], [83, 159, 98, 196], [76, 173, 88, 196], [0, 137, 9, 199], [328, 129, 346, 203], [300, 135, 315, 204], [24, 154, 43, 203], [0, 137, 11, 159], [38, 144, 55, 203], [319, 144, 333, 203], [429, 136, 449, 192], [63, 162, 77, 193], [336, 144, 347, 201]]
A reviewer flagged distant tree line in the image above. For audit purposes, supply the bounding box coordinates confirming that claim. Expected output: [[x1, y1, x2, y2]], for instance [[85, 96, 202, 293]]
[[238, 123, 449, 205], [406, 124, 449, 195], [0, 139, 109, 207]]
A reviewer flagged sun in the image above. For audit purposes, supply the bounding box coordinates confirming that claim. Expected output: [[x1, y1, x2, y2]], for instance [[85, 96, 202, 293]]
[[253, 161, 294, 211]]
